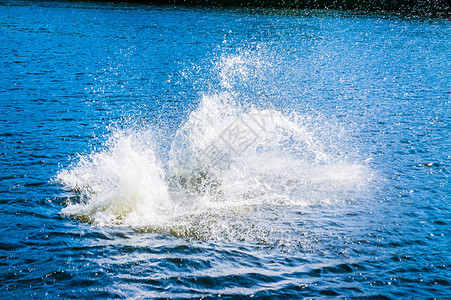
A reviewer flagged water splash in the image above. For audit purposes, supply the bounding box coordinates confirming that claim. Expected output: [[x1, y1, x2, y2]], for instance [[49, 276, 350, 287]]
[[56, 52, 372, 241], [57, 130, 174, 226]]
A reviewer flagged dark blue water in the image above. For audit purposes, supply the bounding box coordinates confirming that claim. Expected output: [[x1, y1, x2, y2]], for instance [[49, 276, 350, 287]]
[[1, 0, 450, 298]]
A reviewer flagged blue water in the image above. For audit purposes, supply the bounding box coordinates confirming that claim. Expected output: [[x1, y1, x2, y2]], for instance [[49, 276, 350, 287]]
[[1, 0, 450, 298]]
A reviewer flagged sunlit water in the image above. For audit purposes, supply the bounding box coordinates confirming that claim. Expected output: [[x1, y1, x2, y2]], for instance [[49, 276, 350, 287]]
[[1, 0, 450, 298]]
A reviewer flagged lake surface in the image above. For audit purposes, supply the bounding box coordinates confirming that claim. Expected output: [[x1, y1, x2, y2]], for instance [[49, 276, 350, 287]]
[[0, 0, 450, 298]]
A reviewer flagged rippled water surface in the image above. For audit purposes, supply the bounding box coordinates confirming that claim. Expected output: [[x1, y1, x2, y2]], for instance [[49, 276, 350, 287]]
[[1, 0, 450, 298]]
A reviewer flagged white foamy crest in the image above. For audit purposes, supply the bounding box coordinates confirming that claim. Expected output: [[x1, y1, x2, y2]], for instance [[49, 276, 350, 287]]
[[57, 130, 175, 226], [167, 90, 368, 208]]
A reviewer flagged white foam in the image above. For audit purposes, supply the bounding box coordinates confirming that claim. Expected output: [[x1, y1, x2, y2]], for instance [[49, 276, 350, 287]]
[[57, 52, 372, 235], [57, 131, 175, 226]]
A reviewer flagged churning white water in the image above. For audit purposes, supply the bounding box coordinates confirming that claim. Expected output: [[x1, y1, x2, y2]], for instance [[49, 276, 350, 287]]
[[56, 53, 372, 238]]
